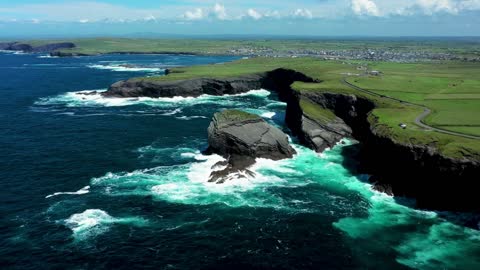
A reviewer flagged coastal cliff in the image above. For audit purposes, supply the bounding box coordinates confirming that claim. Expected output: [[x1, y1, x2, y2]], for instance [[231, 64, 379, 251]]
[[102, 68, 318, 98], [105, 69, 480, 211], [0, 42, 75, 53]]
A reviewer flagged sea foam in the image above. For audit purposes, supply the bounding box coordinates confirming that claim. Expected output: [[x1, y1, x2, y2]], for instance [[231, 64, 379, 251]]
[[34, 89, 273, 109], [46, 185, 90, 198], [64, 209, 147, 241], [87, 64, 164, 73]]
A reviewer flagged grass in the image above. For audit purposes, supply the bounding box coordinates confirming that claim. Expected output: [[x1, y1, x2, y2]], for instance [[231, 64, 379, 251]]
[[346, 62, 480, 136], [215, 110, 260, 124], [132, 57, 480, 160], [300, 98, 337, 123], [5, 37, 480, 59]]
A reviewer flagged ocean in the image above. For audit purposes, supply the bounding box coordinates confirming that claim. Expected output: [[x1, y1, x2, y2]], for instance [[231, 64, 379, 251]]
[[0, 51, 479, 270]]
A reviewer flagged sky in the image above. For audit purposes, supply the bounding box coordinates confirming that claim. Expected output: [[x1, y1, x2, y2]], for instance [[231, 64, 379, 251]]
[[0, 0, 479, 37]]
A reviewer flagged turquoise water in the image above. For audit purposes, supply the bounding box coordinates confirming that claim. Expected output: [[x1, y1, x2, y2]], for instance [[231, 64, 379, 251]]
[[1, 52, 479, 269]]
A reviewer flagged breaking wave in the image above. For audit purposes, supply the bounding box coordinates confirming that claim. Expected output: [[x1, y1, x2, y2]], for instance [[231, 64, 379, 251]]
[[87, 64, 165, 73], [63, 209, 148, 241], [34, 89, 273, 109], [46, 185, 90, 198]]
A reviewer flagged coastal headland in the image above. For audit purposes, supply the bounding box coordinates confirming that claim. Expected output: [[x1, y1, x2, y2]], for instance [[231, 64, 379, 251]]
[[101, 57, 480, 211]]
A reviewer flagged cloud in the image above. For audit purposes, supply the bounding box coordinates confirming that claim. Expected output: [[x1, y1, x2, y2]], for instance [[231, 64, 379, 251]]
[[143, 15, 157, 22], [183, 8, 204, 20], [1, 0, 479, 24], [264, 10, 281, 18], [416, 0, 458, 14], [247, 9, 262, 20], [293, 8, 313, 19], [78, 19, 89, 23], [351, 0, 380, 16], [212, 3, 228, 20]]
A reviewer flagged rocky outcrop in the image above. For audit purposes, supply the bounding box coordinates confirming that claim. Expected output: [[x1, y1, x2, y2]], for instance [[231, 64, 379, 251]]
[[105, 75, 264, 98], [30, 42, 75, 53], [206, 110, 296, 183], [285, 92, 356, 152], [103, 68, 318, 98], [0, 42, 75, 53], [0, 42, 15, 50]]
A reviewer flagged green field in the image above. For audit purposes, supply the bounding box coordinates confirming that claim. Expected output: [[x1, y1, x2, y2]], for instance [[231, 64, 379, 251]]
[[9, 37, 480, 58], [133, 57, 480, 160], [346, 62, 480, 136]]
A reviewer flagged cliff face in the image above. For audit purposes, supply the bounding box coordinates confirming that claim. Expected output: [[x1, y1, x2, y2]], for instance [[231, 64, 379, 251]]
[[105, 69, 479, 211], [102, 68, 318, 98], [0, 42, 75, 53], [105, 75, 264, 98], [293, 91, 479, 211]]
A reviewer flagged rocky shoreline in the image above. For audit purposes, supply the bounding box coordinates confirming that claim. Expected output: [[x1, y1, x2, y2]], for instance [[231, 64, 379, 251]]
[[0, 42, 75, 53], [49, 51, 201, 57], [104, 69, 480, 211]]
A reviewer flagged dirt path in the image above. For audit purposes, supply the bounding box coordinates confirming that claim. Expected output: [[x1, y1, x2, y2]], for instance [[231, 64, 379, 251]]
[[341, 78, 480, 140]]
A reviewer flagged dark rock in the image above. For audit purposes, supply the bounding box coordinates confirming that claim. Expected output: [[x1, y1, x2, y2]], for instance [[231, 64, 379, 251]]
[[30, 42, 75, 53], [102, 68, 318, 98], [208, 110, 296, 160], [206, 110, 295, 183], [104, 75, 264, 98], [10, 43, 32, 51], [0, 42, 16, 50], [370, 176, 394, 196], [0, 42, 75, 53]]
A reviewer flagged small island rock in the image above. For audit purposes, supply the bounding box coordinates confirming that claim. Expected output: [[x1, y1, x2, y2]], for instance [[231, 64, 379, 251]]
[[206, 110, 296, 183]]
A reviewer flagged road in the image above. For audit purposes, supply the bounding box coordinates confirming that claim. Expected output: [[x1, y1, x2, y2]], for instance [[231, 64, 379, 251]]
[[341, 78, 480, 140]]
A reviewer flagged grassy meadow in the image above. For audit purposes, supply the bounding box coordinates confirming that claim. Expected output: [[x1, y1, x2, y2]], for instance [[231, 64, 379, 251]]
[[10, 37, 480, 58]]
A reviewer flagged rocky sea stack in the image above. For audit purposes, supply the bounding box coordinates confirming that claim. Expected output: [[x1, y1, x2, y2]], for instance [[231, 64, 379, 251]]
[[206, 110, 296, 183]]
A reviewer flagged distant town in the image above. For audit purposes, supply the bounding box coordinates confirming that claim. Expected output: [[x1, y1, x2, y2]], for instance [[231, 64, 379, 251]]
[[227, 47, 480, 62]]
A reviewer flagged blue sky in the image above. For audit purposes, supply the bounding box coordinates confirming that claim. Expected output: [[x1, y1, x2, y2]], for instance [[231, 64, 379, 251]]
[[0, 0, 479, 37]]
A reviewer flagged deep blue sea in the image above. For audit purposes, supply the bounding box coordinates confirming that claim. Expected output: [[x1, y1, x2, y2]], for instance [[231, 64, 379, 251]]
[[1, 51, 479, 270]]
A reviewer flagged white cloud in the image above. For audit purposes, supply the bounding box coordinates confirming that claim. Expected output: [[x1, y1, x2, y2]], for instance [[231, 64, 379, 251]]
[[460, 0, 480, 9], [416, 0, 458, 14], [293, 8, 313, 19], [183, 8, 204, 20], [247, 9, 262, 20], [264, 10, 281, 18], [212, 3, 228, 20], [143, 15, 157, 22], [351, 0, 380, 16], [1, 0, 479, 24]]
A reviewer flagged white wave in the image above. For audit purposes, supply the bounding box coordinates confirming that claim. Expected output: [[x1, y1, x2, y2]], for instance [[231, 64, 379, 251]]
[[35, 88, 272, 108], [64, 209, 148, 240], [87, 64, 164, 73], [161, 108, 182, 116], [175, 115, 208, 120], [37, 55, 59, 59], [46, 185, 90, 198], [261, 112, 276, 119]]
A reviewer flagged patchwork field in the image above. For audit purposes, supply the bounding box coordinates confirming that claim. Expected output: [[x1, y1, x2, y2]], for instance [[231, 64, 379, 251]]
[[347, 62, 480, 136]]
